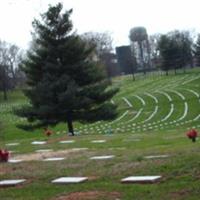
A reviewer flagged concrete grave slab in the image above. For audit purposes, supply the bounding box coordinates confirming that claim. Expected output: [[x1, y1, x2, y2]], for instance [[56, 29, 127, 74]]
[[91, 140, 106, 143], [124, 139, 141, 142], [90, 155, 115, 160], [43, 157, 65, 161], [31, 141, 46, 145], [35, 149, 53, 153], [59, 140, 75, 144], [109, 147, 126, 150], [52, 177, 88, 184], [144, 155, 169, 159], [0, 179, 26, 187], [72, 148, 88, 151], [121, 176, 161, 183], [8, 159, 23, 163], [6, 143, 19, 146]]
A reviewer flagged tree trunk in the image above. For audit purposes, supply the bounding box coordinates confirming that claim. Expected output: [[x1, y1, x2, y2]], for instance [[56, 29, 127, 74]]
[[183, 66, 186, 73], [67, 112, 74, 136], [132, 73, 135, 81], [3, 88, 7, 101], [190, 58, 194, 68], [2, 68, 8, 101], [139, 42, 145, 75], [146, 39, 152, 70]]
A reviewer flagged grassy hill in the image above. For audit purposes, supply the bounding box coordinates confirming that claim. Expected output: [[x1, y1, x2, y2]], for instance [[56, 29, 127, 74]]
[[0, 69, 200, 200]]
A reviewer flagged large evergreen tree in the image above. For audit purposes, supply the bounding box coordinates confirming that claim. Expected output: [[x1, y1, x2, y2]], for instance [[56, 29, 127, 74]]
[[16, 3, 118, 135]]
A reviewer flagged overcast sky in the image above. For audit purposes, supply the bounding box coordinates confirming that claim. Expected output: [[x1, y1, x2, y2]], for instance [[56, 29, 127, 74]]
[[0, 0, 200, 49]]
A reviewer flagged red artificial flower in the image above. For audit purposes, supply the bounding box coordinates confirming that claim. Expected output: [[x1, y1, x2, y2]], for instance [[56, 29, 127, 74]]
[[186, 129, 198, 139], [0, 149, 9, 162], [44, 129, 53, 137]]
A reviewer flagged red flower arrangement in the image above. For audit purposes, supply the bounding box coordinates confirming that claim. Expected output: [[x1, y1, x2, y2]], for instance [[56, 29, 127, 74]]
[[44, 128, 53, 137], [0, 149, 9, 162], [186, 129, 198, 142]]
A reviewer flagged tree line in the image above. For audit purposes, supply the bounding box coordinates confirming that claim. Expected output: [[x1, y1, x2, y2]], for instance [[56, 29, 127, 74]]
[[0, 32, 115, 101], [129, 27, 200, 75], [0, 41, 25, 100]]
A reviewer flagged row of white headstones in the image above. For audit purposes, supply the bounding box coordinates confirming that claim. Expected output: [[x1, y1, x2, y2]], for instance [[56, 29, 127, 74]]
[[0, 175, 162, 186], [2, 139, 167, 186]]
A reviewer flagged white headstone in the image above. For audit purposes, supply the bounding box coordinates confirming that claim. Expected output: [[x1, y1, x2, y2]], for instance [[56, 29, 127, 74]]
[[35, 149, 53, 153], [8, 159, 23, 163], [91, 140, 106, 143], [109, 147, 126, 150], [59, 140, 75, 144], [72, 148, 88, 151], [121, 176, 161, 183], [124, 139, 140, 142], [52, 177, 88, 184], [31, 141, 47, 145], [144, 155, 169, 159], [90, 155, 115, 160], [6, 143, 19, 146], [43, 157, 65, 161], [0, 179, 26, 186]]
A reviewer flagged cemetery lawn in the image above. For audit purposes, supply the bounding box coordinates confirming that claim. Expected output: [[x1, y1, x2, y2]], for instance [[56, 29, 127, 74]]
[[0, 69, 200, 200]]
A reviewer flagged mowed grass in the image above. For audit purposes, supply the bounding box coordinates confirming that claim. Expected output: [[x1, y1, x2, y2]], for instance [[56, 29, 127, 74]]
[[0, 69, 200, 200]]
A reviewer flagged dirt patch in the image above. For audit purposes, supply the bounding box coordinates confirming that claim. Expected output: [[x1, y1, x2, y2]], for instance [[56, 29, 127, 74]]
[[46, 136, 69, 144], [12, 149, 87, 161], [0, 164, 11, 175], [170, 189, 191, 199], [53, 191, 121, 200]]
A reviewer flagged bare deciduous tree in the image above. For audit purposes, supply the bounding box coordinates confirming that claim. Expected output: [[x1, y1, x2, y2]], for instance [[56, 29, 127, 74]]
[[0, 41, 21, 100]]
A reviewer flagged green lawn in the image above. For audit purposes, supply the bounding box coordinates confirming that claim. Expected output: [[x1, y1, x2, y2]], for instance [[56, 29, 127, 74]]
[[0, 69, 200, 200]]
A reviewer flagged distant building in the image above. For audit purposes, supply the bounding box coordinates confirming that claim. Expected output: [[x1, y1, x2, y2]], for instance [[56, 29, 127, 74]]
[[100, 52, 120, 77], [115, 45, 135, 75]]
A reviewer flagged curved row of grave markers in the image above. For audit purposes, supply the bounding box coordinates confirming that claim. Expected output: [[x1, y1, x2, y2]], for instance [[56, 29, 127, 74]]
[[77, 86, 199, 134]]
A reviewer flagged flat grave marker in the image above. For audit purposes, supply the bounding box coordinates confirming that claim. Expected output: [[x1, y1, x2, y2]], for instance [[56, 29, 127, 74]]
[[31, 141, 47, 145], [90, 155, 115, 160], [8, 159, 23, 163], [52, 177, 88, 184], [0, 179, 26, 187], [43, 157, 65, 161], [35, 149, 53, 153], [124, 139, 141, 142], [109, 147, 126, 150], [6, 143, 19, 146], [59, 140, 75, 144], [72, 148, 88, 151], [144, 155, 169, 159], [121, 176, 161, 184], [91, 140, 106, 143]]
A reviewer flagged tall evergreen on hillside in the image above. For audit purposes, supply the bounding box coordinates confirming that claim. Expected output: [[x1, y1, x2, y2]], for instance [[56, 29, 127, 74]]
[[157, 35, 172, 75], [16, 3, 118, 135], [158, 31, 193, 75], [194, 34, 200, 67]]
